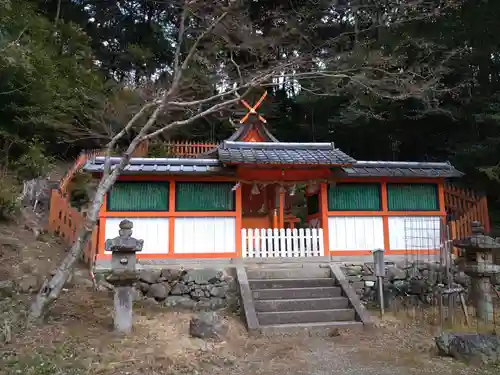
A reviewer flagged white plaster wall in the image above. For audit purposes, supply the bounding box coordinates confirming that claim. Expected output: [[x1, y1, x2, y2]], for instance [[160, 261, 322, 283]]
[[328, 216, 384, 251], [388, 216, 441, 250], [174, 217, 236, 254], [104, 217, 169, 254]]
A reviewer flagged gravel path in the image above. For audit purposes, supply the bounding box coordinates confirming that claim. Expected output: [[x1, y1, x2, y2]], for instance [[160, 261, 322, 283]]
[[274, 337, 468, 375], [199, 327, 496, 375]]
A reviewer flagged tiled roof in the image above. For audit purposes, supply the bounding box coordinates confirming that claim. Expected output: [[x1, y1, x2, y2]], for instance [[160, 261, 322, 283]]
[[218, 141, 356, 165], [83, 157, 228, 175], [83, 156, 462, 179], [340, 161, 463, 178]]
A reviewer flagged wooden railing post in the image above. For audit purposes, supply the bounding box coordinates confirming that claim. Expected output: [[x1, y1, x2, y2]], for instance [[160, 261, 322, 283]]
[[444, 183, 490, 243]]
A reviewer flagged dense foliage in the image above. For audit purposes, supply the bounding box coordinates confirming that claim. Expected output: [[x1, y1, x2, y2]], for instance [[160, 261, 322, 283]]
[[2, 0, 500, 223]]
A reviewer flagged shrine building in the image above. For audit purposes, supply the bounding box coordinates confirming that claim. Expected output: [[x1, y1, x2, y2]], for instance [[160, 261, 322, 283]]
[[82, 92, 463, 265]]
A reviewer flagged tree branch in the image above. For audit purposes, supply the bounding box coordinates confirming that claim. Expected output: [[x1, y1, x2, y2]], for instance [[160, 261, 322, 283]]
[[172, 6, 188, 78], [144, 86, 256, 140], [168, 6, 228, 98], [102, 101, 157, 176]]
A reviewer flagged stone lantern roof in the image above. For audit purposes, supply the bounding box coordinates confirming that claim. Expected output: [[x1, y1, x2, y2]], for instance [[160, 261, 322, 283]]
[[453, 221, 500, 252]]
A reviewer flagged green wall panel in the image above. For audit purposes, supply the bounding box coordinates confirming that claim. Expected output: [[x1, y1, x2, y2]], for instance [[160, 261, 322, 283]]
[[387, 183, 439, 211], [328, 183, 381, 211], [176, 182, 234, 211], [108, 182, 169, 211]]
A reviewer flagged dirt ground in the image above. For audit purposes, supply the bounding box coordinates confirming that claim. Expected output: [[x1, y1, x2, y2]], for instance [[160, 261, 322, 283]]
[[0, 224, 498, 375]]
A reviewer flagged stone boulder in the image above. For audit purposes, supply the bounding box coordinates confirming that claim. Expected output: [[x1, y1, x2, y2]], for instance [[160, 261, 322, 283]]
[[161, 268, 184, 282], [164, 296, 197, 309], [435, 332, 500, 365], [344, 265, 363, 277], [386, 265, 406, 281], [183, 269, 223, 285], [147, 283, 171, 300], [209, 284, 229, 298], [189, 312, 228, 341], [17, 274, 40, 294], [0, 280, 15, 297], [135, 281, 150, 294], [170, 281, 189, 295], [139, 270, 161, 284]]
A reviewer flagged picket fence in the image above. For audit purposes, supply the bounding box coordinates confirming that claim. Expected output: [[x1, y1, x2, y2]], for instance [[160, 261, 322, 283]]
[[242, 228, 324, 258]]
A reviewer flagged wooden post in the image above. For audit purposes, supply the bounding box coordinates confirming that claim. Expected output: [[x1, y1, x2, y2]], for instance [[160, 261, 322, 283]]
[[450, 220, 457, 256], [279, 187, 285, 229], [319, 183, 330, 257], [381, 182, 390, 252], [235, 182, 243, 258]]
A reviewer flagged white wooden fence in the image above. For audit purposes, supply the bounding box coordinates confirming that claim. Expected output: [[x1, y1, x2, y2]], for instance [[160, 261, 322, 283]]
[[242, 228, 324, 258]]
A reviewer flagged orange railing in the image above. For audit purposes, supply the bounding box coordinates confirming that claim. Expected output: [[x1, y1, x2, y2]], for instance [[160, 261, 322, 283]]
[[59, 140, 217, 195], [59, 149, 104, 196], [48, 190, 98, 265], [158, 140, 218, 158], [58, 140, 151, 196], [445, 183, 490, 252]]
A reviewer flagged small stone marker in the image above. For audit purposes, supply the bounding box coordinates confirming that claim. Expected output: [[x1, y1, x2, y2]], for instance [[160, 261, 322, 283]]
[[372, 248, 385, 317], [105, 219, 144, 334]]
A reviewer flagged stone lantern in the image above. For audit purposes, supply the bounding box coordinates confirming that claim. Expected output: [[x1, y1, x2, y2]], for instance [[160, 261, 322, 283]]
[[453, 221, 500, 324], [105, 219, 144, 333]]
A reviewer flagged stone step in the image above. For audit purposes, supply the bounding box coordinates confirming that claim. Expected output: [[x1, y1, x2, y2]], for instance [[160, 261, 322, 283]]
[[252, 286, 342, 300], [249, 278, 334, 290], [259, 320, 363, 336], [246, 267, 331, 280], [257, 308, 355, 325], [254, 297, 349, 312]]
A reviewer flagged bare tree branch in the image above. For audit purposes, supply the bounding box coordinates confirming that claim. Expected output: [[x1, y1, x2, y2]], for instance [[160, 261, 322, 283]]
[[0, 25, 28, 53], [144, 86, 254, 140], [102, 101, 157, 176], [168, 8, 228, 97], [172, 7, 188, 77]]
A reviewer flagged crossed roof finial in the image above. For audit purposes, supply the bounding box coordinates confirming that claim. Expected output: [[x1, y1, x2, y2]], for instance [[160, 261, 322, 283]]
[[239, 91, 267, 124]]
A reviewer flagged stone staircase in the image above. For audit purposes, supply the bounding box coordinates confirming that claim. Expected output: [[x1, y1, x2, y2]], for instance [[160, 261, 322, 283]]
[[243, 265, 365, 335]]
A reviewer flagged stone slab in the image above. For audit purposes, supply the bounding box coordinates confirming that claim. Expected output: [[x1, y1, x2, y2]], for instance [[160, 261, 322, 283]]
[[257, 308, 355, 325]]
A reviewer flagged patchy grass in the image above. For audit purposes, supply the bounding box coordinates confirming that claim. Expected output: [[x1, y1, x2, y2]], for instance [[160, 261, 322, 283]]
[[0, 225, 67, 282], [379, 300, 500, 334], [3, 344, 88, 375]]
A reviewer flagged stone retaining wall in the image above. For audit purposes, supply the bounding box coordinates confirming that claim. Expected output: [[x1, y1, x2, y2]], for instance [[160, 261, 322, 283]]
[[340, 260, 484, 307], [106, 268, 240, 311]]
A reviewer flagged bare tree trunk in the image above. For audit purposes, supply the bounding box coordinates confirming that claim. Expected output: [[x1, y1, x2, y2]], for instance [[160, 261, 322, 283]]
[[54, 0, 62, 27], [29, 174, 117, 321]]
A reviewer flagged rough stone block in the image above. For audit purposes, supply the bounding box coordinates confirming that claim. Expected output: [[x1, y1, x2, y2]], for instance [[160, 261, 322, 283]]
[[147, 283, 171, 300], [164, 295, 197, 309], [183, 269, 224, 285], [139, 270, 161, 284], [161, 268, 184, 282], [189, 312, 228, 341], [436, 332, 500, 365]]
